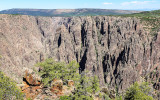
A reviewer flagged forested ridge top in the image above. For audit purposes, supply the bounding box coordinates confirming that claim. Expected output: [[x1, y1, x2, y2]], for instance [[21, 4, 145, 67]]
[[0, 8, 141, 17]]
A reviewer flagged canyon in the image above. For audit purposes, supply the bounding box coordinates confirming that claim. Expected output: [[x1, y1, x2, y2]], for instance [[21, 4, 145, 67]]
[[0, 14, 160, 97]]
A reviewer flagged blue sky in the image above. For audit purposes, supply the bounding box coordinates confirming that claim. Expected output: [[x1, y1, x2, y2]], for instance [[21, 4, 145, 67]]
[[0, 0, 160, 11]]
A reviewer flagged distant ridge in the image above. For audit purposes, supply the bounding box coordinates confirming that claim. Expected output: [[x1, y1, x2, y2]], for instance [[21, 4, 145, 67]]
[[0, 8, 142, 17]]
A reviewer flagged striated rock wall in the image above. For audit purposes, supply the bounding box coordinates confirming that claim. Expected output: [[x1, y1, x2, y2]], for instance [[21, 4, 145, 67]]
[[0, 14, 159, 92]]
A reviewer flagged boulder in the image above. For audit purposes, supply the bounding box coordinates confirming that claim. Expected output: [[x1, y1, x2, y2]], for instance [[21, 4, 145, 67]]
[[68, 80, 74, 87], [50, 79, 63, 95], [24, 70, 41, 86], [101, 87, 109, 95], [21, 70, 42, 100]]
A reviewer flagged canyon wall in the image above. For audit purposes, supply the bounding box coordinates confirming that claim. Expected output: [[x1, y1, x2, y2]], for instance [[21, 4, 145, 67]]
[[0, 14, 159, 92]]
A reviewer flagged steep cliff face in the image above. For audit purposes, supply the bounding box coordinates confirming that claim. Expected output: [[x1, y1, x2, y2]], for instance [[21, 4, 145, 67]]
[[0, 14, 159, 92]]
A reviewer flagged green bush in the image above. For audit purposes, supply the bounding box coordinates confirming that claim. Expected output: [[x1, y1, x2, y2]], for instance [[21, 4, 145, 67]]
[[73, 95, 93, 100], [69, 74, 100, 100], [103, 94, 111, 100], [75, 74, 100, 94], [115, 96, 123, 100], [60, 95, 93, 100], [0, 71, 23, 100], [83, 75, 100, 94], [60, 73, 100, 100], [124, 82, 153, 100], [36, 58, 80, 87], [60, 95, 73, 100], [91, 76, 100, 93]]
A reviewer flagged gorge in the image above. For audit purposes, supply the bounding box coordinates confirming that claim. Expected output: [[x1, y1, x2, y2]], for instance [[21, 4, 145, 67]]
[[0, 14, 160, 99]]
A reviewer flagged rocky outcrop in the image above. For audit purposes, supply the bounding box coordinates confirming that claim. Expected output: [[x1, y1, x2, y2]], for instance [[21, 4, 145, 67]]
[[20, 71, 42, 99], [20, 71, 75, 99], [23, 70, 41, 86], [0, 14, 159, 93]]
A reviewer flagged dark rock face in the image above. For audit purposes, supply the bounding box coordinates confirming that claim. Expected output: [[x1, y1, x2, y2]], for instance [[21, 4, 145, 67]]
[[0, 14, 159, 93]]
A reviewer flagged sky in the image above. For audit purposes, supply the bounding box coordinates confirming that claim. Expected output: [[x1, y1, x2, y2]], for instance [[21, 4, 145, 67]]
[[0, 0, 160, 11]]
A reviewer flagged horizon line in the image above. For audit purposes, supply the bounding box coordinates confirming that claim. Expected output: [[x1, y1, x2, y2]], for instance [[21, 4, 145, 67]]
[[1, 8, 159, 11]]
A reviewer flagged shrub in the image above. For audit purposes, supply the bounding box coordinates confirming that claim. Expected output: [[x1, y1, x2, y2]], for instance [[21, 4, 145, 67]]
[[60, 95, 73, 100], [0, 71, 23, 100], [115, 96, 123, 100], [36, 58, 80, 87], [73, 94, 93, 100], [75, 74, 100, 94], [124, 82, 153, 100], [70, 74, 100, 100], [60, 95, 93, 100], [103, 94, 111, 100], [91, 76, 100, 93]]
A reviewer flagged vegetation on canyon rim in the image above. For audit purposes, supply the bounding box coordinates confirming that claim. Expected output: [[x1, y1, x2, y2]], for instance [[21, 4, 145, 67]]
[[0, 71, 23, 100], [36, 59, 80, 87], [36, 58, 154, 100], [0, 57, 155, 100], [124, 82, 153, 100], [120, 10, 160, 37], [36, 58, 100, 99], [0, 55, 22, 99]]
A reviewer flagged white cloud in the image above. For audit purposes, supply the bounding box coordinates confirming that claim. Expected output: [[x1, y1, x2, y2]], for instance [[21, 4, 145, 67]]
[[121, 0, 155, 6], [103, 2, 113, 5]]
